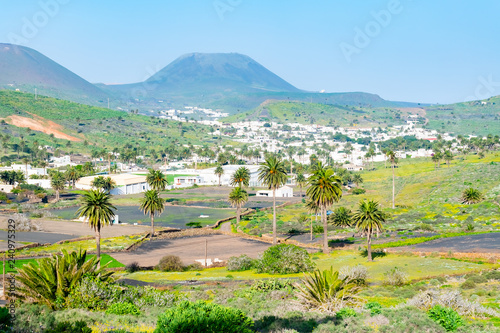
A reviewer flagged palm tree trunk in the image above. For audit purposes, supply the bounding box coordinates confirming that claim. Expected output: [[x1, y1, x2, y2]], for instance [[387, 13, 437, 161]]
[[219, 175, 221, 186], [322, 206, 329, 253], [150, 214, 155, 241], [56, 190, 60, 202], [95, 229, 101, 263], [272, 188, 277, 245], [392, 164, 395, 209], [367, 233, 372, 261], [310, 216, 313, 241]]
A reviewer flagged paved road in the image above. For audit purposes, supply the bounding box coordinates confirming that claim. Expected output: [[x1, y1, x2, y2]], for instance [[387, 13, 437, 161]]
[[0, 230, 75, 245], [112, 234, 273, 267], [401, 233, 500, 253]]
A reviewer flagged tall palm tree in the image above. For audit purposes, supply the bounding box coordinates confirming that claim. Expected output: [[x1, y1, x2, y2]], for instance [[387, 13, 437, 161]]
[[305, 199, 320, 241], [329, 206, 353, 228], [140, 189, 165, 240], [230, 166, 250, 188], [352, 174, 363, 187], [258, 156, 288, 245], [76, 190, 116, 260], [296, 173, 306, 198], [228, 187, 248, 225], [146, 169, 168, 192], [306, 163, 343, 253], [444, 150, 453, 167], [352, 200, 385, 261], [50, 171, 65, 202], [214, 165, 224, 186], [385, 151, 398, 209]]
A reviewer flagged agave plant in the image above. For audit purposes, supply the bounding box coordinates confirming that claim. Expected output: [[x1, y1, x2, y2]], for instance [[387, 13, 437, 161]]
[[295, 267, 363, 313], [461, 187, 484, 204], [15, 249, 114, 309]]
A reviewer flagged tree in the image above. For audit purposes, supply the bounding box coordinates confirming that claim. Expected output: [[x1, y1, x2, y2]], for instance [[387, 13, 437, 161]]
[[306, 163, 343, 253], [328, 207, 353, 228], [444, 150, 453, 167], [386, 151, 398, 209], [230, 166, 250, 188], [214, 165, 224, 186], [92, 176, 116, 193], [65, 167, 81, 188], [305, 199, 320, 241], [352, 174, 363, 187], [146, 169, 168, 192], [228, 187, 248, 225], [50, 171, 65, 202], [76, 190, 116, 260], [461, 188, 484, 205], [258, 156, 288, 245], [140, 189, 165, 241], [352, 200, 385, 261], [296, 173, 306, 198]]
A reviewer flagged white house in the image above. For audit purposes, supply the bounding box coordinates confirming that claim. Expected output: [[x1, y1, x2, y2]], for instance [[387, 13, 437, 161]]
[[173, 175, 202, 188], [75, 174, 150, 195], [257, 186, 293, 198]]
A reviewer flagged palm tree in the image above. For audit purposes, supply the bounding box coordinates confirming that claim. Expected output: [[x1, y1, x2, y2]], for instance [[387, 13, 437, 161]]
[[296, 173, 306, 198], [444, 150, 453, 167], [305, 199, 320, 241], [258, 156, 288, 245], [352, 200, 385, 261], [461, 187, 484, 204], [214, 165, 224, 186], [329, 206, 353, 228], [76, 190, 116, 260], [140, 189, 165, 240], [386, 150, 398, 209], [146, 169, 168, 192], [306, 163, 343, 253], [352, 174, 363, 187], [230, 166, 250, 188], [50, 171, 65, 202], [228, 187, 248, 225], [65, 167, 81, 188]]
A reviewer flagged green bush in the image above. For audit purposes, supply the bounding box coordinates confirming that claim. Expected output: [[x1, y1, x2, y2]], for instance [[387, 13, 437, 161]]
[[427, 305, 463, 332], [460, 280, 476, 289], [251, 278, 294, 291], [351, 188, 366, 195], [0, 307, 12, 331], [383, 267, 408, 286], [125, 261, 140, 273], [256, 244, 315, 274], [464, 274, 487, 284], [226, 254, 255, 271], [155, 300, 253, 333], [365, 302, 382, 316], [484, 270, 500, 280], [44, 320, 92, 333], [336, 307, 356, 320], [157, 255, 184, 272], [105, 302, 141, 315]]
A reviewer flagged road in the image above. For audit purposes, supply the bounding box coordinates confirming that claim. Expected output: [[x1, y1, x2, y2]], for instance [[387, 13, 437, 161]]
[[399, 232, 500, 253]]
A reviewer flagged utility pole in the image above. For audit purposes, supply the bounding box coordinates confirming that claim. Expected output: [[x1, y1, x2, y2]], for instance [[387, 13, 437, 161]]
[[3, 253, 5, 299]]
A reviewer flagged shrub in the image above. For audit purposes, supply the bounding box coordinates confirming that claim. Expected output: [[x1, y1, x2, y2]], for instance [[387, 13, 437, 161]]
[[383, 267, 408, 286], [105, 302, 141, 315], [226, 254, 255, 271], [336, 307, 356, 320], [186, 262, 204, 271], [484, 270, 500, 280], [256, 244, 315, 274], [12, 304, 56, 332], [155, 300, 253, 333], [44, 320, 92, 333], [365, 302, 383, 316], [312, 225, 324, 233], [0, 307, 12, 332], [157, 255, 184, 272], [339, 265, 368, 285], [125, 261, 140, 273], [464, 274, 487, 284], [352, 188, 366, 195], [460, 280, 476, 289], [427, 305, 463, 332], [251, 278, 294, 291], [414, 223, 434, 232]]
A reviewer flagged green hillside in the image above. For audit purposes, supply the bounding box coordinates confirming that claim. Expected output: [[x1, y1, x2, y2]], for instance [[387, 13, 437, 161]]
[[424, 96, 500, 136], [224, 100, 412, 127], [0, 90, 228, 163]]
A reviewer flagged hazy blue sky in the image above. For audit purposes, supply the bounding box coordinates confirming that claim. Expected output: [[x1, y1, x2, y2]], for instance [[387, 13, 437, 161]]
[[1, 0, 499, 104]]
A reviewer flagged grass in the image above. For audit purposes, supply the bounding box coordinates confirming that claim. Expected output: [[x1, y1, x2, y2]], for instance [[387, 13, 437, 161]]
[[0, 253, 123, 273], [123, 251, 496, 284], [15, 234, 144, 256]]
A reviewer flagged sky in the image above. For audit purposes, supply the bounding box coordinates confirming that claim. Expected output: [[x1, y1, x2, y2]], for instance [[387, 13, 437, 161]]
[[1, 0, 499, 104]]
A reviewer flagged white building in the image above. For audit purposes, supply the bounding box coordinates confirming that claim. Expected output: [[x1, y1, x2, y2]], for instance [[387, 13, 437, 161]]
[[256, 186, 293, 198], [75, 174, 150, 195]]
